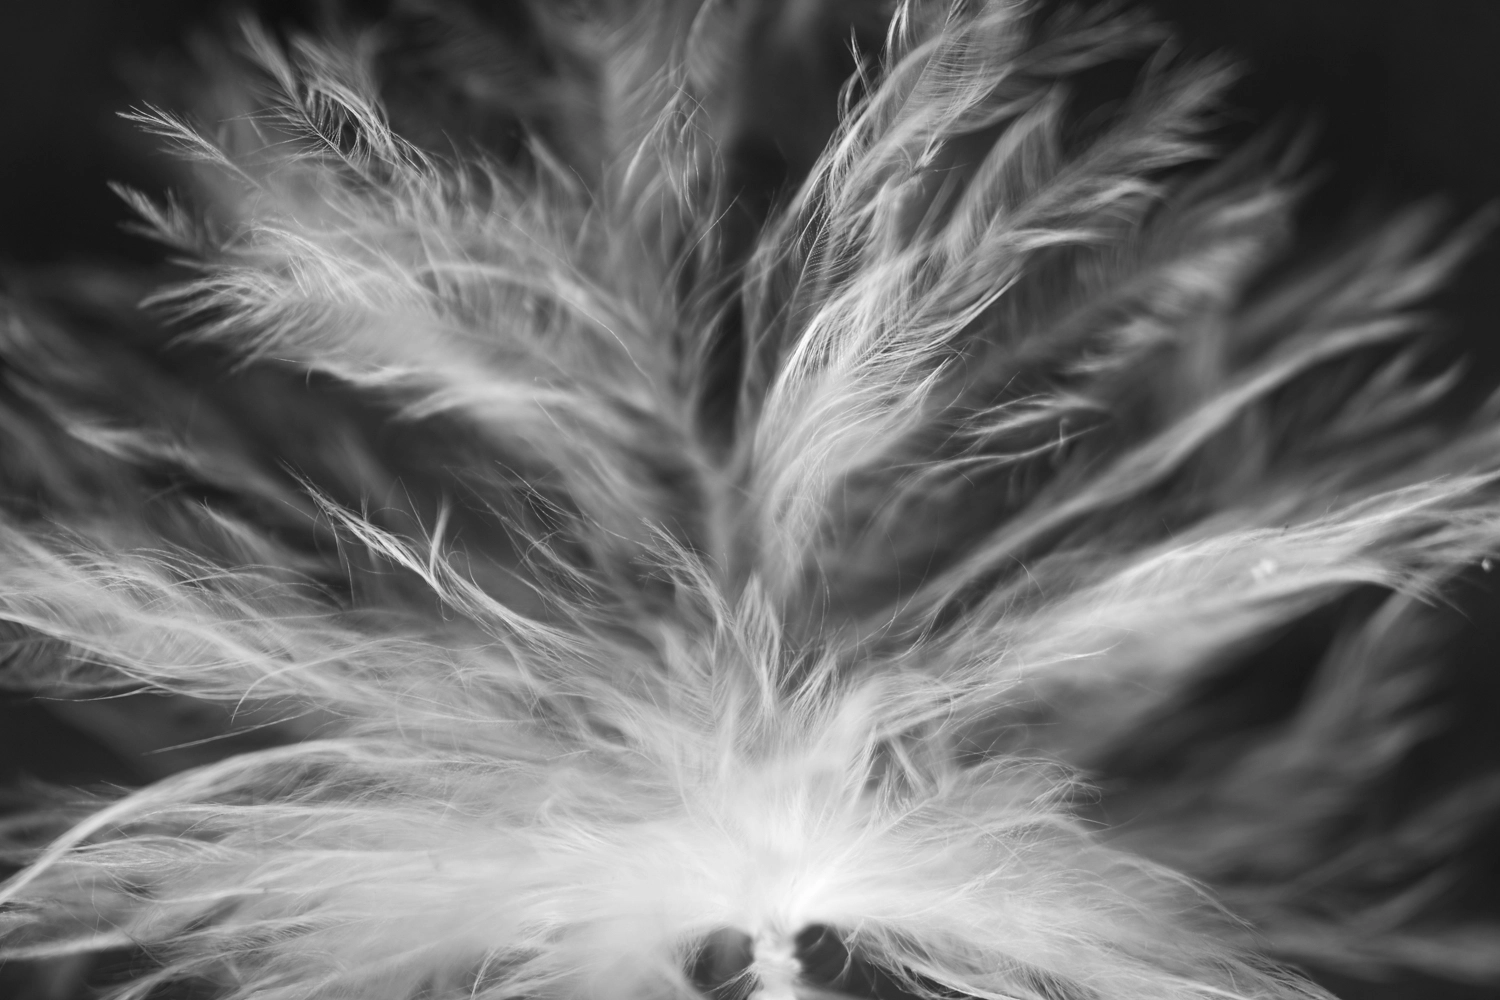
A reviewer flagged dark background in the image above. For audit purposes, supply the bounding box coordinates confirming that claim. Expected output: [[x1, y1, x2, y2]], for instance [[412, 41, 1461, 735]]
[[4, 0, 1500, 262]]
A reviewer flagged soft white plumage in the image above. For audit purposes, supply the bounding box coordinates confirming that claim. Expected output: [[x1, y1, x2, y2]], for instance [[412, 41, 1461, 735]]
[[2, 2, 1498, 998]]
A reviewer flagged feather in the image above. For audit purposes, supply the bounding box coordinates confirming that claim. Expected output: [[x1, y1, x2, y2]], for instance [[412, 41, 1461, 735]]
[[2, 2, 1498, 998]]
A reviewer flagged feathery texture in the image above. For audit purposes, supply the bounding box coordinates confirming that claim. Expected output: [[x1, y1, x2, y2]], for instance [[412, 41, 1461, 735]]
[[2, 2, 1499, 999]]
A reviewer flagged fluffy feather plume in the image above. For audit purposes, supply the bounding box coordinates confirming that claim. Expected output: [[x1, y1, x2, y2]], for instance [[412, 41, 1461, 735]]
[[2, 2, 1499, 999]]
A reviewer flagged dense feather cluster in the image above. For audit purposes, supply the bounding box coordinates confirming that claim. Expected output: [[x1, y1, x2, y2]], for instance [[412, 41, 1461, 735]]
[[2, 2, 1499, 998]]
